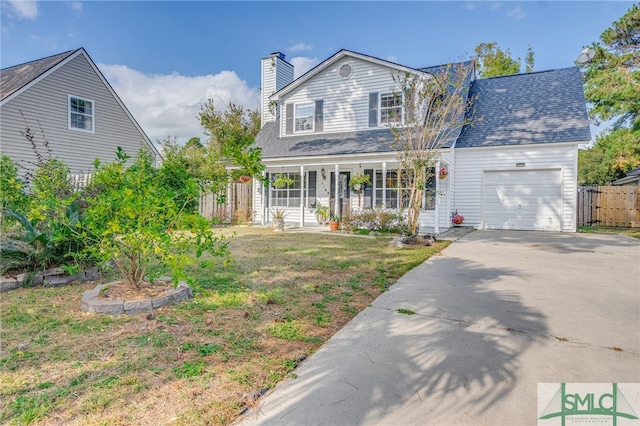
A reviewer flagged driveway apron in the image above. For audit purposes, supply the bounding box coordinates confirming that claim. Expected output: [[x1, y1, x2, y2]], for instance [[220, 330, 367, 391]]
[[237, 230, 640, 425]]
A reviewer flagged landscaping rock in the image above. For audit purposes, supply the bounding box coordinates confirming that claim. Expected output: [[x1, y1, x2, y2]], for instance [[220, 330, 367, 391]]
[[123, 299, 153, 315], [0, 277, 19, 292], [81, 281, 192, 315]]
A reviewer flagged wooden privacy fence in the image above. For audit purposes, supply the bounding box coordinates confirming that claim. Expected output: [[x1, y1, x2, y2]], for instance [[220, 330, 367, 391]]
[[577, 186, 640, 228], [199, 182, 253, 224]]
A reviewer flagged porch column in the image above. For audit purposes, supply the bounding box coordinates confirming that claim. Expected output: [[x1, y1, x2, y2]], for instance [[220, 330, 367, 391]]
[[334, 164, 340, 215], [434, 160, 440, 234], [382, 162, 387, 207], [300, 165, 305, 227], [261, 170, 266, 225]]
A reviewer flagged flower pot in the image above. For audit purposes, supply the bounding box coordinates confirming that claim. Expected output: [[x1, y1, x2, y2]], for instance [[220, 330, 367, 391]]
[[328, 221, 339, 232], [272, 218, 285, 231], [439, 173, 447, 179]]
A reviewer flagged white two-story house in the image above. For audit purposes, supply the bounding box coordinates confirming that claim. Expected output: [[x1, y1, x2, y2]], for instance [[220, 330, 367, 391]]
[[253, 50, 591, 232]]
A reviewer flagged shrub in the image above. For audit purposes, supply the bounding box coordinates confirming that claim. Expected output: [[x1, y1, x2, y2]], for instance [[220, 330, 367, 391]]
[[81, 148, 229, 288], [342, 207, 409, 235]]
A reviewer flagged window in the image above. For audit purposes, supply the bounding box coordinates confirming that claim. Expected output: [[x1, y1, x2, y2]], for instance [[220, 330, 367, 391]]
[[295, 103, 314, 132], [373, 168, 436, 210], [69, 95, 94, 132], [380, 93, 402, 125], [271, 172, 302, 207]]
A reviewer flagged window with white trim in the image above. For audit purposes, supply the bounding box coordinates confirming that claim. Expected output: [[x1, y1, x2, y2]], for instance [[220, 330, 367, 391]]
[[271, 172, 302, 207], [373, 168, 435, 210], [380, 93, 402, 125], [294, 103, 314, 132], [69, 95, 94, 132]]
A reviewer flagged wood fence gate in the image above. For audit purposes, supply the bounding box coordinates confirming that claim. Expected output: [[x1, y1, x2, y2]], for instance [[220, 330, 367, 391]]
[[577, 186, 640, 228], [198, 182, 253, 224]]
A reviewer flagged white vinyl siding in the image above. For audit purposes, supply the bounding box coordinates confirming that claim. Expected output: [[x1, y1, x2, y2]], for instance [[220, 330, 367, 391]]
[[1, 52, 155, 175], [261, 55, 294, 126], [454, 143, 578, 232], [279, 57, 403, 136]]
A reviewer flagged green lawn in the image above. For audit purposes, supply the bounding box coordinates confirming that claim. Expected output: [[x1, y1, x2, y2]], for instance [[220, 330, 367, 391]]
[[0, 227, 448, 425], [578, 225, 640, 239]]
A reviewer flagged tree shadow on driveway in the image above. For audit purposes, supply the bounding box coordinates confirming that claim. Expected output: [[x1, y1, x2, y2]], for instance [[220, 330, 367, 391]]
[[240, 256, 548, 425]]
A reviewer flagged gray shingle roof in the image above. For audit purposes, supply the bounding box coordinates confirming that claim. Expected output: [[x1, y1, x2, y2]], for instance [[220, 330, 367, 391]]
[[256, 121, 396, 159], [1, 49, 79, 101], [456, 67, 591, 148]]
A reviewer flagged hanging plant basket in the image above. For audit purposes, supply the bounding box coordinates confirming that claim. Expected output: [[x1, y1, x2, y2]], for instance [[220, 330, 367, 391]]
[[451, 213, 464, 225], [350, 173, 371, 194], [439, 167, 448, 179], [272, 173, 294, 189]]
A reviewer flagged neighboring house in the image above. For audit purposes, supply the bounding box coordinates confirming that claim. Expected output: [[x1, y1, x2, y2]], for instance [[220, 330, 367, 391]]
[[253, 49, 591, 232], [0, 48, 160, 180], [612, 167, 640, 186]]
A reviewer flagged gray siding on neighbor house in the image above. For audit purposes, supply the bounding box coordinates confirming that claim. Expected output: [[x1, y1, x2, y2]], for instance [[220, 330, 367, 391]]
[[1, 52, 155, 175]]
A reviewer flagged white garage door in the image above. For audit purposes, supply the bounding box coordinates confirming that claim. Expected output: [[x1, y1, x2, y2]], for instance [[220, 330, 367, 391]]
[[482, 170, 562, 231]]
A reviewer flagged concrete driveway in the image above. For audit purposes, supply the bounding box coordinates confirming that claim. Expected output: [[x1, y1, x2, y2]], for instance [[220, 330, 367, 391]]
[[237, 230, 640, 425]]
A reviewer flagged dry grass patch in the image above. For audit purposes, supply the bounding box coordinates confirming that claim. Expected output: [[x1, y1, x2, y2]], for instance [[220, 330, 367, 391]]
[[1, 226, 448, 425]]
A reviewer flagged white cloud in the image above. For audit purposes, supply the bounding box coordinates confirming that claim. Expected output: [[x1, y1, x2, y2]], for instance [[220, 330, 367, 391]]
[[490, 2, 502, 11], [99, 64, 260, 144], [3, 0, 39, 20], [289, 56, 319, 79], [288, 42, 312, 53], [69, 2, 82, 11], [507, 5, 525, 20]]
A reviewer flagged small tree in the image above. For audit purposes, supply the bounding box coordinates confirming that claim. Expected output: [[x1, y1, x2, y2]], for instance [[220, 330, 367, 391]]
[[82, 148, 228, 288], [198, 101, 264, 192], [388, 61, 478, 235], [474, 42, 521, 78]]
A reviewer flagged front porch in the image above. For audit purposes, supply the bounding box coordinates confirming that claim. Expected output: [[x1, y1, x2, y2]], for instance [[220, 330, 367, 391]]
[[253, 158, 455, 233]]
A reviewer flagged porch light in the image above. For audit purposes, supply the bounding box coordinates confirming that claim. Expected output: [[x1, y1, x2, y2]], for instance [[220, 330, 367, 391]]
[[321, 168, 326, 180]]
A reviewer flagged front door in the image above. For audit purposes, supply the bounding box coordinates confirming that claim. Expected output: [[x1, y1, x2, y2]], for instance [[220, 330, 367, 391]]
[[330, 172, 350, 217]]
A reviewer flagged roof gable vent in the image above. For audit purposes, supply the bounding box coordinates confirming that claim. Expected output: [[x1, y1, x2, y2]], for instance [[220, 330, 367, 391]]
[[339, 63, 352, 79]]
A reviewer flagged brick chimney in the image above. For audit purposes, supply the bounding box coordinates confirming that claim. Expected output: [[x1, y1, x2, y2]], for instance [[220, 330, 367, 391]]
[[261, 52, 294, 127]]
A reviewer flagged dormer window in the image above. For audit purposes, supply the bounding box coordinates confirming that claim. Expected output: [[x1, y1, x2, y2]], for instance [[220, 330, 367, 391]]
[[295, 103, 314, 132]]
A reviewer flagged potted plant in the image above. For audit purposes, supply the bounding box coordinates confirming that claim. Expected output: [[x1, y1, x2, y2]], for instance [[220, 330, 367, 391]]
[[316, 204, 330, 224], [271, 208, 286, 231], [272, 174, 294, 189], [451, 212, 464, 226], [328, 213, 340, 232], [439, 167, 448, 179]]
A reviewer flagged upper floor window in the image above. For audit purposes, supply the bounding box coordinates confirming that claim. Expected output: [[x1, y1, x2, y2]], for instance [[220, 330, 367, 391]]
[[295, 103, 314, 132], [380, 93, 402, 125], [285, 100, 323, 135], [69, 95, 94, 133]]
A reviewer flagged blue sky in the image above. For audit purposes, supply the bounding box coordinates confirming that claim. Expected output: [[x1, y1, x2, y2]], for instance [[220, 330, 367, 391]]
[[0, 1, 634, 144]]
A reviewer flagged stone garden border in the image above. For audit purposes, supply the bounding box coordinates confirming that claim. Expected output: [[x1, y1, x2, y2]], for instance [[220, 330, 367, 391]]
[[81, 281, 192, 315], [0, 267, 100, 293]]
